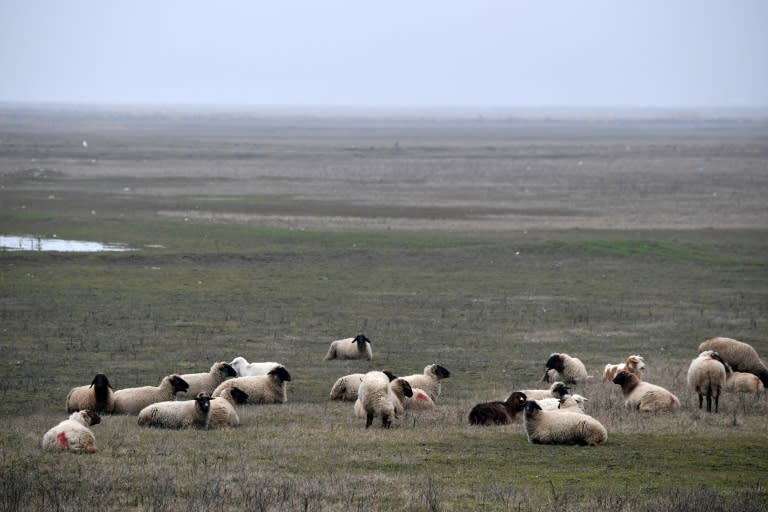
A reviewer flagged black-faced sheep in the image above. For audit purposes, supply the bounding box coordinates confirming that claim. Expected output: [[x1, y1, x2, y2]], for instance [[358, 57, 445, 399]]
[[519, 381, 571, 401], [612, 370, 680, 412], [602, 355, 646, 382], [329, 373, 366, 401], [402, 364, 451, 401], [699, 337, 768, 387], [137, 392, 214, 429], [207, 386, 249, 429], [229, 356, 282, 376], [212, 365, 292, 404], [403, 387, 436, 410], [112, 375, 189, 415], [543, 353, 589, 384], [523, 401, 607, 446], [687, 350, 727, 413], [65, 373, 115, 413], [323, 334, 373, 361], [354, 370, 400, 428], [41, 410, 101, 453], [177, 361, 237, 398], [468, 391, 527, 426]]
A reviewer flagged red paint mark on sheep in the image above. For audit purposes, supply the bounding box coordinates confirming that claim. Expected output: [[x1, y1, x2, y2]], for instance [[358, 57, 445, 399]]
[[56, 431, 68, 449], [414, 391, 429, 401]]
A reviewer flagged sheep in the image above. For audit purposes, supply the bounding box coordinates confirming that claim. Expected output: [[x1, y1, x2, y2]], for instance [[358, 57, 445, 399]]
[[354, 370, 401, 428], [41, 410, 101, 453], [602, 355, 646, 382], [112, 375, 189, 415], [137, 393, 214, 429], [329, 373, 366, 401], [402, 364, 451, 401], [523, 401, 607, 446], [323, 334, 373, 361], [468, 391, 527, 426], [612, 370, 680, 412], [177, 361, 237, 398], [537, 393, 588, 413], [699, 337, 768, 387], [229, 356, 282, 377], [725, 371, 765, 395], [542, 353, 589, 384], [212, 365, 291, 404], [207, 386, 249, 429], [389, 377, 414, 417], [403, 387, 436, 410], [65, 373, 115, 413], [687, 350, 727, 413], [519, 381, 571, 401]]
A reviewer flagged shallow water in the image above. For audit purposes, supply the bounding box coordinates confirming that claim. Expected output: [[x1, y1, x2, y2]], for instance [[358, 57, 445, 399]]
[[0, 235, 132, 252]]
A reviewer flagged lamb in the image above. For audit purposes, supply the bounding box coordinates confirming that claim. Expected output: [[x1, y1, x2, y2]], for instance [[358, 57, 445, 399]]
[[612, 370, 680, 412], [602, 355, 646, 382], [354, 370, 400, 428], [212, 365, 292, 404], [229, 356, 282, 376], [329, 373, 366, 401], [542, 353, 589, 384], [41, 410, 101, 453], [207, 386, 249, 428], [468, 391, 527, 426], [112, 375, 189, 415], [687, 350, 727, 413], [519, 381, 571, 401], [65, 373, 115, 413], [177, 361, 237, 398], [137, 393, 214, 429], [323, 334, 373, 361], [402, 364, 451, 401], [698, 337, 768, 387], [523, 401, 607, 446]]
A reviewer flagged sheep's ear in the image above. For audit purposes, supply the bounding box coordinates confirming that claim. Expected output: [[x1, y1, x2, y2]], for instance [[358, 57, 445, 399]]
[[382, 370, 397, 381]]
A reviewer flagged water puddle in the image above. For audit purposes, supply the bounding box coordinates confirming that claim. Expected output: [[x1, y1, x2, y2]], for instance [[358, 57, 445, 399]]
[[0, 235, 133, 252]]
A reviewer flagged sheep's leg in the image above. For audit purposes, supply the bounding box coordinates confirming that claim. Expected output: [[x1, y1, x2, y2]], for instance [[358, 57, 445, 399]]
[[714, 392, 719, 413], [706, 393, 712, 412], [382, 414, 391, 428], [698, 393, 703, 409], [365, 412, 373, 428]]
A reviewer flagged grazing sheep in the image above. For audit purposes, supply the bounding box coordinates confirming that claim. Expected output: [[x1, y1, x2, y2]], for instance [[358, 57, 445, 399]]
[[519, 381, 571, 401], [602, 355, 646, 382], [207, 386, 249, 429], [699, 337, 768, 387], [137, 393, 214, 429], [402, 364, 451, 401], [468, 391, 527, 426], [354, 370, 401, 428], [403, 387, 436, 411], [177, 361, 237, 398], [612, 370, 680, 412], [212, 366, 292, 404], [687, 350, 727, 413], [329, 373, 366, 401], [229, 356, 282, 377], [112, 375, 189, 415], [389, 377, 414, 416], [42, 410, 101, 453], [323, 334, 373, 361], [538, 393, 588, 413], [725, 370, 765, 395], [523, 401, 607, 446], [542, 353, 589, 384], [65, 374, 115, 413]]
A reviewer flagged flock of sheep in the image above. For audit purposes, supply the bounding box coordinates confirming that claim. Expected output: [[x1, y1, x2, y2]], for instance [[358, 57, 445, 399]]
[[42, 334, 767, 453]]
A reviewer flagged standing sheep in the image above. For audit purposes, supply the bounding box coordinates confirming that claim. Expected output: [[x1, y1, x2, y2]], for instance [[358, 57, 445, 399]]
[[354, 370, 399, 428], [229, 356, 282, 376], [542, 353, 589, 384], [212, 366, 292, 404], [602, 355, 646, 382], [137, 393, 214, 429], [699, 337, 768, 387], [519, 381, 571, 401], [65, 373, 115, 413], [177, 362, 237, 398], [468, 391, 527, 426], [329, 373, 366, 401], [112, 375, 189, 415], [612, 370, 680, 412], [687, 350, 727, 413], [402, 364, 451, 401], [523, 401, 607, 446], [323, 334, 373, 361], [208, 387, 249, 429], [42, 410, 101, 453], [725, 370, 765, 395]]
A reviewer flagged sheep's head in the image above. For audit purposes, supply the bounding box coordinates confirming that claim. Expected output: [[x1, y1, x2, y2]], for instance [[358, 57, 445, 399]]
[[550, 382, 571, 398], [229, 356, 247, 374], [82, 410, 101, 426], [524, 400, 542, 417], [353, 334, 371, 347], [625, 355, 646, 372], [382, 370, 398, 381], [219, 362, 238, 378], [612, 370, 638, 388], [90, 374, 112, 390], [194, 393, 214, 414], [428, 364, 451, 379], [394, 378, 413, 398], [168, 375, 190, 394], [269, 366, 292, 382], [545, 353, 566, 373], [505, 391, 527, 411], [228, 386, 249, 405]]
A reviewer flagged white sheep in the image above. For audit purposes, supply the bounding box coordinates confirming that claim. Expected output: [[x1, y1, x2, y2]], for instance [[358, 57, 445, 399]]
[[323, 334, 373, 361], [177, 361, 237, 398], [612, 370, 680, 412], [112, 375, 189, 415], [41, 410, 101, 453], [519, 381, 571, 401], [523, 401, 607, 446], [602, 355, 646, 383], [402, 364, 451, 401], [543, 353, 589, 384], [403, 387, 436, 410], [699, 337, 768, 388], [354, 370, 400, 428], [207, 386, 249, 429], [687, 350, 727, 413], [538, 393, 588, 413], [137, 393, 214, 429], [212, 365, 292, 404], [329, 373, 366, 401], [725, 371, 765, 395], [468, 391, 527, 426], [229, 356, 282, 376], [65, 373, 115, 413]]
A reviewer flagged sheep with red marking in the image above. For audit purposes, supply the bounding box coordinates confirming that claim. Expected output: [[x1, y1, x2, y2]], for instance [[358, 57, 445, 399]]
[[687, 350, 727, 413], [42, 410, 101, 453], [699, 337, 768, 387], [402, 364, 451, 401]]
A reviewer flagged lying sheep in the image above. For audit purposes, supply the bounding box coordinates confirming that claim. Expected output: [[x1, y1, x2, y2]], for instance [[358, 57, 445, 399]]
[[42, 410, 101, 453], [543, 353, 589, 384], [602, 355, 646, 382], [207, 386, 249, 428], [538, 393, 588, 413], [177, 361, 237, 398], [65, 374, 115, 413], [402, 364, 451, 401], [323, 334, 373, 361], [354, 370, 400, 428], [329, 373, 366, 401], [699, 337, 768, 387], [612, 370, 680, 412], [725, 370, 765, 395], [523, 401, 607, 446], [519, 381, 571, 401], [138, 393, 214, 429], [468, 391, 527, 426], [687, 350, 727, 413], [112, 375, 189, 415], [229, 356, 282, 377], [403, 387, 436, 410], [212, 366, 292, 404]]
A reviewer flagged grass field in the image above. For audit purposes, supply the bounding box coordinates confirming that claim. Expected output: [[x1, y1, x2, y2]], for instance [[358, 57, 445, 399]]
[[1, 106, 767, 511]]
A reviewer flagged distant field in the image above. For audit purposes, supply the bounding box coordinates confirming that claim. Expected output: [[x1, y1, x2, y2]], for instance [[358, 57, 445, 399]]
[[1, 108, 767, 511]]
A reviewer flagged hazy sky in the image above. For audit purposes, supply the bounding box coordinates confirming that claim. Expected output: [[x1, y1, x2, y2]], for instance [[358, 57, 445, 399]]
[[1, 1, 767, 108]]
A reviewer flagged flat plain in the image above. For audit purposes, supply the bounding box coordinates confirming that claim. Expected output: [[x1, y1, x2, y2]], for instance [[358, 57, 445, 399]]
[[1, 106, 767, 511]]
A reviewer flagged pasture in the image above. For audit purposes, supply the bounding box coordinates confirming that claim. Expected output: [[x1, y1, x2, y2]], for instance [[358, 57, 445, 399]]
[[1, 107, 767, 511]]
